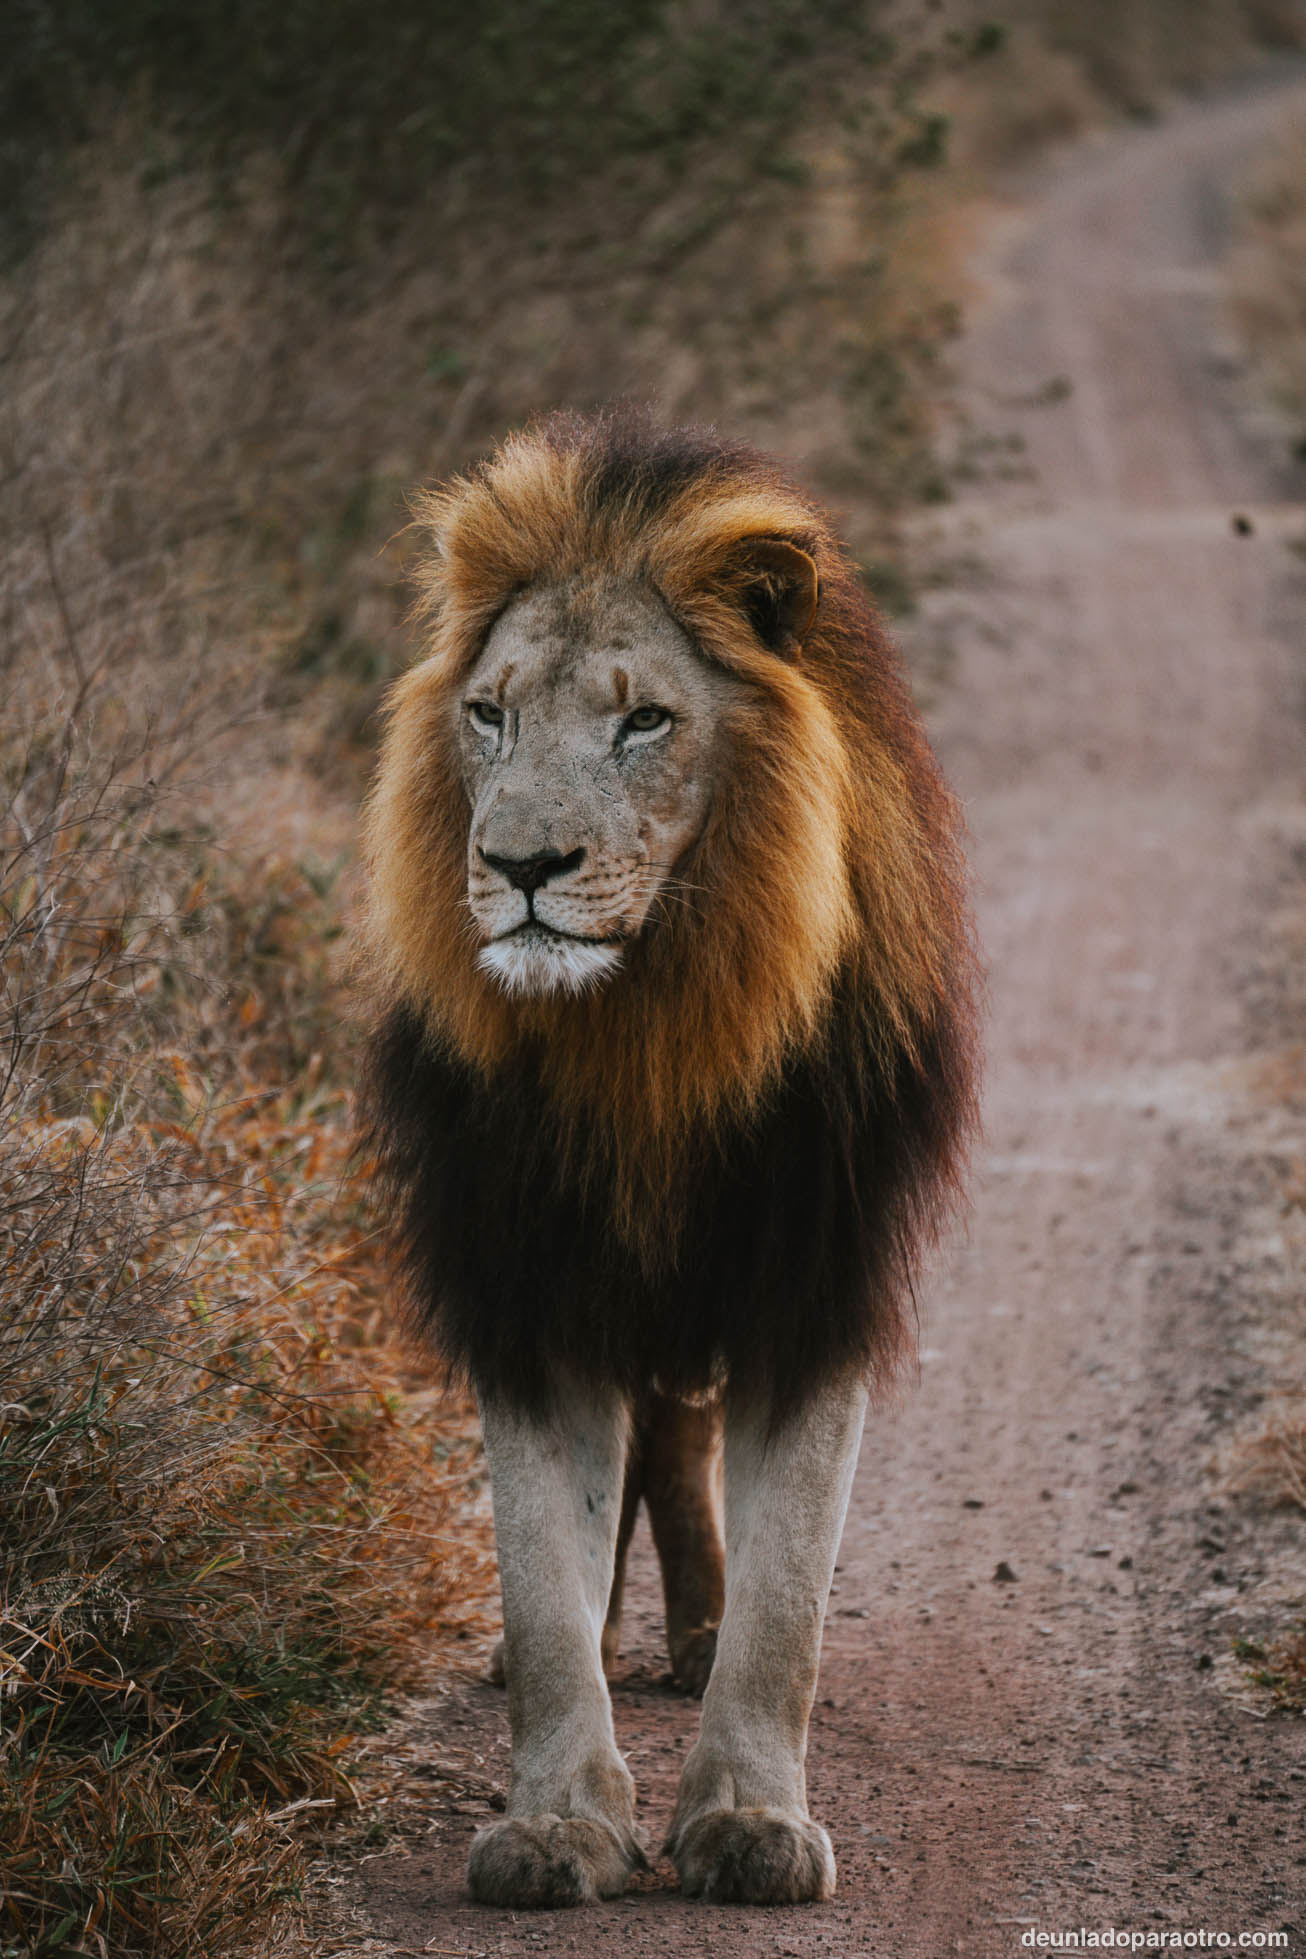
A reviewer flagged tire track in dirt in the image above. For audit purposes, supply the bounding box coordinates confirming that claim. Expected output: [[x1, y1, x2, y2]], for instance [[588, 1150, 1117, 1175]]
[[353, 73, 1306, 1957]]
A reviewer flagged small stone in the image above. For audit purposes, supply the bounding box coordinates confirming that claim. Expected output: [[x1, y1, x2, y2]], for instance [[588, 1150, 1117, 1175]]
[[993, 1560, 1019, 1584]]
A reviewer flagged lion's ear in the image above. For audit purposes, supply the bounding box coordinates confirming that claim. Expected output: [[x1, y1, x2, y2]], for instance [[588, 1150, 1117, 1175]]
[[728, 537, 820, 661]]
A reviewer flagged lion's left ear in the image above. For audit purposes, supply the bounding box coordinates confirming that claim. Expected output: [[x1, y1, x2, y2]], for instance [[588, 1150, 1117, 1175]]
[[726, 537, 820, 661]]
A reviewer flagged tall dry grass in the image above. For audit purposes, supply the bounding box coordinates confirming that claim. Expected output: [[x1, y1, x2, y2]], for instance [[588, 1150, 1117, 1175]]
[[0, 693, 495, 1956], [0, 160, 495, 1957]]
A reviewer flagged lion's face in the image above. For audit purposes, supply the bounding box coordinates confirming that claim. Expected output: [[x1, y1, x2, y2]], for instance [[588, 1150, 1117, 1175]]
[[457, 580, 748, 997]]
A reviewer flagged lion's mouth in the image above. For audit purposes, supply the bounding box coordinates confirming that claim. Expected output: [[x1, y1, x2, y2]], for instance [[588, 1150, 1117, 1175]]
[[477, 920, 626, 999], [493, 920, 624, 950]]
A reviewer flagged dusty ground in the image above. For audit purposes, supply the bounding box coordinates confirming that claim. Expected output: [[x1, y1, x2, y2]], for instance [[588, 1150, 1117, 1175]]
[[345, 73, 1306, 1956]]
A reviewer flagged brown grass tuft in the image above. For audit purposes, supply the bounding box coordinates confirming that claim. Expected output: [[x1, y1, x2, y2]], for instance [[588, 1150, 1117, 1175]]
[[1233, 1627, 1306, 1714], [1228, 1402, 1306, 1516]]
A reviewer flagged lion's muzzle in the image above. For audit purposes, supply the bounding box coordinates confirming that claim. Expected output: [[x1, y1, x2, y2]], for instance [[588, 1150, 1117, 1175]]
[[478, 844, 586, 897]]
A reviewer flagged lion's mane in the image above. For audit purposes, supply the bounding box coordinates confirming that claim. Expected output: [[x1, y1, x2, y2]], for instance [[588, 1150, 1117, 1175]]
[[361, 409, 980, 1416]]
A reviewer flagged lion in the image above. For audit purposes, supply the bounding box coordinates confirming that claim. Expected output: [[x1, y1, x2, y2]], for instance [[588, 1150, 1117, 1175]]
[[360, 407, 980, 1909], [483, 1386, 726, 1698]]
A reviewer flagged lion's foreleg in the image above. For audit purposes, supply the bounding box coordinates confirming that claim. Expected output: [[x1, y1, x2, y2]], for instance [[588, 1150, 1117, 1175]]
[[468, 1383, 643, 1908], [666, 1373, 868, 1905], [489, 1429, 643, 1688], [600, 1429, 645, 1678]]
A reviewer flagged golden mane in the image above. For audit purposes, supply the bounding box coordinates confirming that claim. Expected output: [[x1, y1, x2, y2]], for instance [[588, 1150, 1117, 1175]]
[[361, 410, 976, 1248], [360, 410, 980, 1412]]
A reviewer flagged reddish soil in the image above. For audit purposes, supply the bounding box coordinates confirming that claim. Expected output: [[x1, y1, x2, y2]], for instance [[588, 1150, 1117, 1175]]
[[348, 74, 1306, 1956]]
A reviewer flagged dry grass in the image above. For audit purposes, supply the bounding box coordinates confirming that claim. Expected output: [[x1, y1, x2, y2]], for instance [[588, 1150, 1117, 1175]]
[[2, 14, 981, 765], [1227, 1371, 1306, 1593], [1222, 1067, 1306, 1714], [0, 169, 497, 1950], [1020, 0, 1306, 115], [1232, 1412, 1306, 1514], [1234, 1628, 1306, 1713], [0, 688, 496, 1954], [940, 2, 1306, 172], [1230, 111, 1306, 451]]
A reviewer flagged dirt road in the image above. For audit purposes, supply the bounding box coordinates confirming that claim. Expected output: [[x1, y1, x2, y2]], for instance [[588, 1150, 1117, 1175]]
[[353, 75, 1306, 1956]]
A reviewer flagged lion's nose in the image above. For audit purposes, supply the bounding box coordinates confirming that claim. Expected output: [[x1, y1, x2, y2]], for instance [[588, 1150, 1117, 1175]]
[[479, 845, 585, 896]]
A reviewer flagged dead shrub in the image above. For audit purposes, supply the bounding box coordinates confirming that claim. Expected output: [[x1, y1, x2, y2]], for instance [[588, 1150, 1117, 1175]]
[[0, 707, 495, 1955], [0, 511, 492, 1956]]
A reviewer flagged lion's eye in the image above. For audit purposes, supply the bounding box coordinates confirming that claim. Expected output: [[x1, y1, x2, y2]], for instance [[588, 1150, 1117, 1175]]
[[621, 706, 671, 738], [467, 700, 505, 733]]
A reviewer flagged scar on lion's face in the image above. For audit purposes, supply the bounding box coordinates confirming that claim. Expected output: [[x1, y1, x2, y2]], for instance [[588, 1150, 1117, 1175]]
[[459, 581, 751, 998]]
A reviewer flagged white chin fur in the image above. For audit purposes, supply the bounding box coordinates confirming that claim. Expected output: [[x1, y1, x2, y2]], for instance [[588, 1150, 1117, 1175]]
[[478, 932, 624, 998]]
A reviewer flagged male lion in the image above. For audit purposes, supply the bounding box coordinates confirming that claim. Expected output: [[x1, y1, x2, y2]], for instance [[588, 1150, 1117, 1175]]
[[361, 409, 979, 1909]]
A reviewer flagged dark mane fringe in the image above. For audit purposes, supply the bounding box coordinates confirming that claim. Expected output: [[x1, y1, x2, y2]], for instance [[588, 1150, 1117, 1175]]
[[544, 404, 763, 522], [361, 961, 975, 1422]]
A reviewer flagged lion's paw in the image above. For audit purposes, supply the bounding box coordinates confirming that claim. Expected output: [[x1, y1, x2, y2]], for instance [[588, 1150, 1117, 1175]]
[[669, 1623, 718, 1698], [467, 1814, 639, 1908], [670, 1808, 835, 1904]]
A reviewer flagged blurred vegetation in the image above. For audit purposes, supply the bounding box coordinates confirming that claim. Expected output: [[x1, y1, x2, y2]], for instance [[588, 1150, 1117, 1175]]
[[2, 0, 994, 799], [5, 0, 959, 265], [1014, 0, 1304, 112], [1231, 110, 1306, 461], [937, 1, 1306, 171]]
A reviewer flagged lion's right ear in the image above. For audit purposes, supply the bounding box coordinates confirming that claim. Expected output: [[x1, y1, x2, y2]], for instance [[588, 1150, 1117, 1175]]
[[726, 537, 820, 661]]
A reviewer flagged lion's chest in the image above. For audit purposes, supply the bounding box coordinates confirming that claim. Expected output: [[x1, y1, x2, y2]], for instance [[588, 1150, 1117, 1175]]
[[371, 1003, 930, 1415]]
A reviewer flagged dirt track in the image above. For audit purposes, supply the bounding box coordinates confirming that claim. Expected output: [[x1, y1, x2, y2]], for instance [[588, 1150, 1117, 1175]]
[[353, 75, 1306, 1955]]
